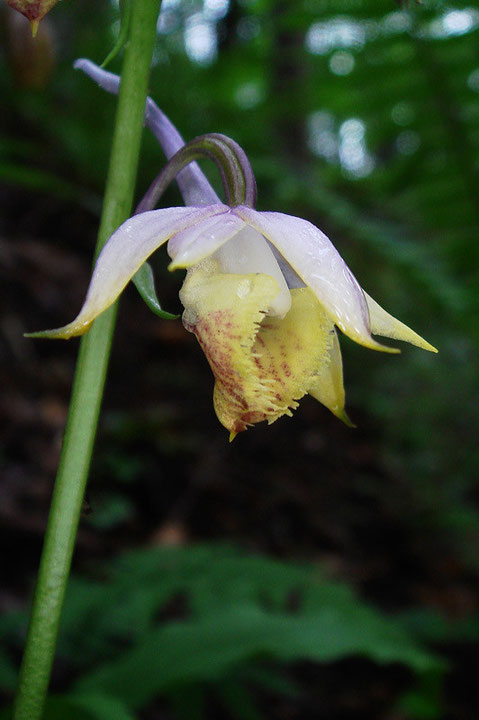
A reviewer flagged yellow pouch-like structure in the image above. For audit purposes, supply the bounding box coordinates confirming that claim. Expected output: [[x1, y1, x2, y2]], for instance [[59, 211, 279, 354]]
[[180, 260, 350, 437]]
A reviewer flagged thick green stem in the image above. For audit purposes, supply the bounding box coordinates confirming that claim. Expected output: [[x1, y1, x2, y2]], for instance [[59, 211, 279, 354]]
[[12, 2, 162, 719]]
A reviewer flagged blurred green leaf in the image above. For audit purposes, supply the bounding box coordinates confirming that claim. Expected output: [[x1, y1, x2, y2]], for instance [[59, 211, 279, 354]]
[[74, 603, 441, 707], [58, 545, 443, 709], [43, 693, 136, 720]]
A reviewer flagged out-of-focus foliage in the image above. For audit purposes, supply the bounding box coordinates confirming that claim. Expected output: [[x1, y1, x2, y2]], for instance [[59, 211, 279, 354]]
[[0, 544, 448, 719]]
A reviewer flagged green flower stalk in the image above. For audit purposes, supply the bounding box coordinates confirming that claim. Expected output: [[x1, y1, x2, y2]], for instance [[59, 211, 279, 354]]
[[12, 2, 162, 719]]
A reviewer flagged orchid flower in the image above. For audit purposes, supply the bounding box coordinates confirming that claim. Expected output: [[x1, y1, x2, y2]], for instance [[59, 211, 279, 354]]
[[30, 60, 437, 439]]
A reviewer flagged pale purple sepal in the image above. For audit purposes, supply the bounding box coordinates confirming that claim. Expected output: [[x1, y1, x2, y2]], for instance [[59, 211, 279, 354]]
[[93, 205, 226, 298], [74, 58, 219, 207], [234, 206, 395, 351], [37, 206, 226, 338]]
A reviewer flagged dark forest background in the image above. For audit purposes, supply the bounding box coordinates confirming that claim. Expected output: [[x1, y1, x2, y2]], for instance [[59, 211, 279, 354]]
[[1, 0, 479, 718]]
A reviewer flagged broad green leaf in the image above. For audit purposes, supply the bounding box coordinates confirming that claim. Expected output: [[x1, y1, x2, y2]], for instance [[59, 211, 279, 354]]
[[74, 605, 442, 707], [70, 546, 443, 709], [42, 693, 136, 720]]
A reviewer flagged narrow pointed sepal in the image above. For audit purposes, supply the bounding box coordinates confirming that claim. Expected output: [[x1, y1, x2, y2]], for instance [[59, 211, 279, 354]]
[[364, 293, 438, 353], [26, 206, 224, 340], [25, 321, 93, 340], [234, 207, 399, 354]]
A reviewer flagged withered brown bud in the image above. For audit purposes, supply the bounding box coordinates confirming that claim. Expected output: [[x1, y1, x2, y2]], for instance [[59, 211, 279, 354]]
[[3, 5, 55, 87], [5, 0, 60, 36]]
